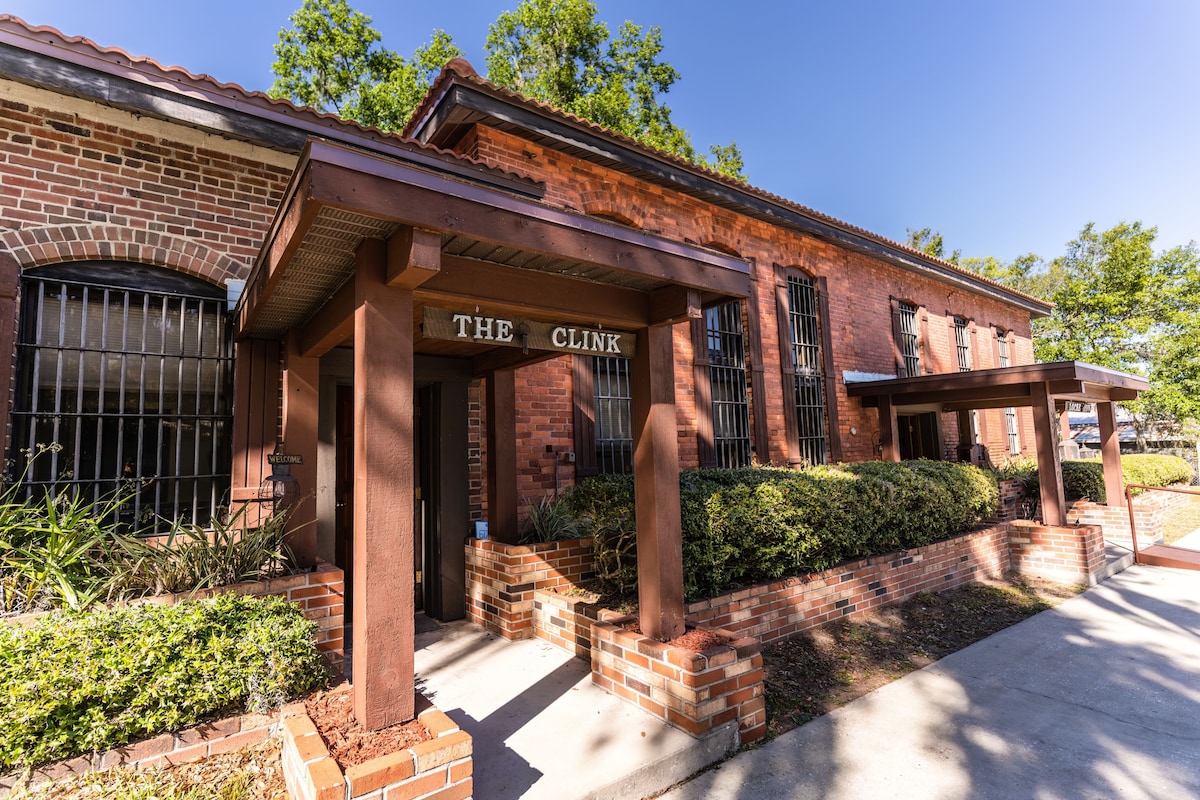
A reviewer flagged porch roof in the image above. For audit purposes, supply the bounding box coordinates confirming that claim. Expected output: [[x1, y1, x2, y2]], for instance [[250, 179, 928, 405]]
[[234, 138, 751, 364], [845, 361, 1150, 411]]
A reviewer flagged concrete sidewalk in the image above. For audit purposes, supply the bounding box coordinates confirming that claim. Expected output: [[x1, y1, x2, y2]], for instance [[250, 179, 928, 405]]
[[412, 618, 736, 800], [662, 565, 1200, 800]]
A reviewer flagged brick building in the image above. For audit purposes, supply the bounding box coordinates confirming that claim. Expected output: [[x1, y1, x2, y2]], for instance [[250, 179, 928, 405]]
[[0, 17, 1145, 729]]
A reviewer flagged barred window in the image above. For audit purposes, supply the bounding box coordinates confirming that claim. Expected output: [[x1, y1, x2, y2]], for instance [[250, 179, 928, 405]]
[[706, 301, 751, 468], [10, 264, 233, 532], [997, 333, 1020, 454], [898, 302, 921, 376], [593, 356, 633, 474], [954, 317, 972, 372], [787, 275, 828, 466]]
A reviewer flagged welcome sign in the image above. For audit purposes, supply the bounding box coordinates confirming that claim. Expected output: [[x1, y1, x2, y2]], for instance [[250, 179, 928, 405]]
[[422, 307, 636, 358]]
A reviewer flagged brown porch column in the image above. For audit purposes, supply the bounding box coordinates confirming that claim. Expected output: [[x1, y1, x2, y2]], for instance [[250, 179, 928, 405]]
[[631, 324, 685, 642], [1096, 401, 1124, 506], [280, 329, 319, 567], [1030, 381, 1067, 526], [352, 239, 415, 729], [486, 369, 519, 543], [878, 395, 900, 462], [231, 339, 280, 523]]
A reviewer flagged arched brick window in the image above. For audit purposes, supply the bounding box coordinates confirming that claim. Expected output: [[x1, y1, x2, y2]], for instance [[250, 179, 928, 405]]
[[10, 262, 234, 531]]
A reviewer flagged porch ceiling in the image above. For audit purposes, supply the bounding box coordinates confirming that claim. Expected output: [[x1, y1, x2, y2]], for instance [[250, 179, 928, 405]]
[[236, 139, 749, 341], [846, 361, 1150, 410]]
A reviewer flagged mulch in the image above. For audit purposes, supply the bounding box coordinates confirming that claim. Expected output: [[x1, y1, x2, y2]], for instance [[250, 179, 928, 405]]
[[305, 686, 431, 768], [622, 620, 730, 651]]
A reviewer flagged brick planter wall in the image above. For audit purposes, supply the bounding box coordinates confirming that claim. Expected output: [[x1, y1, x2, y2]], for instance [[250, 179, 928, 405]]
[[0, 710, 281, 796], [590, 615, 766, 744], [1008, 521, 1105, 585], [281, 690, 472, 800], [464, 537, 593, 639], [686, 524, 1011, 645], [532, 587, 606, 658], [1067, 486, 1191, 543], [3, 561, 345, 670]]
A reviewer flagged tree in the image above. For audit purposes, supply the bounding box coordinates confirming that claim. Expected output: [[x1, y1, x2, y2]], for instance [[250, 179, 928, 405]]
[[269, 0, 460, 132], [270, 0, 744, 179], [905, 227, 959, 262], [1034, 222, 1200, 445]]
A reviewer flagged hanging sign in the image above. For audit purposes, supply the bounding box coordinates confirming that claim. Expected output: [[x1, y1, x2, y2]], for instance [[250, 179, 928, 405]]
[[422, 307, 636, 358]]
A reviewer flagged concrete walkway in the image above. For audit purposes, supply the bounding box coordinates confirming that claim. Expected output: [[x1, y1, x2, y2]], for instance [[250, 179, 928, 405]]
[[412, 618, 735, 800], [662, 565, 1200, 800]]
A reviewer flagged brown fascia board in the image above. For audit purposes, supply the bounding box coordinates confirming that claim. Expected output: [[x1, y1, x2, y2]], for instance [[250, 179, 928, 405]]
[[409, 71, 1054, 319], [0, 16, 542, 199]]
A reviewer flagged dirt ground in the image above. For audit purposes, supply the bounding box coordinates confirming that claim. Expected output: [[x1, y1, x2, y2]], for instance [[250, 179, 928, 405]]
[[762, 574, 1082, 739]]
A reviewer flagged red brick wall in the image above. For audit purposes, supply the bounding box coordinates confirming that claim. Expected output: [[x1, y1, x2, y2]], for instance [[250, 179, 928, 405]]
[[464, 537, 594, 639], [461, 124, 1040, 512]]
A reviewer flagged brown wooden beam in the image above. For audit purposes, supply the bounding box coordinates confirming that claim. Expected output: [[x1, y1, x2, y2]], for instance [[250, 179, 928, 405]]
[[631, 324, 685, 642], [649, 286, 701, 326], [879, 395, 900, 462], [470, 347, 561, 378], [299, 278, 355, 358], [940, 398, 1035, 412], [1096, 401, 1124, 506], [305, 146, 751, 297], [281, 330, 319, 568], [417, 255, 650, 329], [238, 171, 319, 337], [352, 238, 416, 729], [885, 385, 1034, 408], [486, 370, 519, 543], [387, 227, 441, 289], [1030, 381, 1067, 526]]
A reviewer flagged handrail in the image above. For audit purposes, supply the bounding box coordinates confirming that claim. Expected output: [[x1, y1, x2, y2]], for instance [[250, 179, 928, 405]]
[[1124, 483, 1200, 565]]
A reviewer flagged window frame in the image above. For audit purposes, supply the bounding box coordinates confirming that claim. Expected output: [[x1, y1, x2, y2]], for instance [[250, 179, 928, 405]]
[[775, 266, 839, 467]]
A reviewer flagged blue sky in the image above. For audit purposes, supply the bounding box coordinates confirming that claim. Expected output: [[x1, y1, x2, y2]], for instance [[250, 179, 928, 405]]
[[7, 0, 1198, 263]]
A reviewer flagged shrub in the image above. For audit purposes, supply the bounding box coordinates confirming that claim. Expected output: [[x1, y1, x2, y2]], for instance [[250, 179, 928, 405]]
[[1061, 453, 1194, 503], [0, 593, 327, 772], [572, 460, 998, 601], [519, 494, 585, 544]]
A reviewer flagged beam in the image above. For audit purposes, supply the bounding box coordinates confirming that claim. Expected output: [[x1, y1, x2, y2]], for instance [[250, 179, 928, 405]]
[[470, 347, 561, 378], [486, 370, 519, 543], [417, 255, 649, 329], [387, 227, 441, 289], [305, 145, 751, 297], [299, 279, 355, 357], [1096, 401, 1124, 506], [281, 329, 319, 568], [1030, 381, 1067, 526], [648, 286, 702, 326], [631, 324, 685, 641], [352, 238, 416, 729], [879, 395, 900, 462]]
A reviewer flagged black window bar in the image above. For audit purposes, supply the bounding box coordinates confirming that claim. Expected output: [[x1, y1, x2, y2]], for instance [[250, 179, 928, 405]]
[[787, 275, 828, 466], [997, 334, 1020, 454], [954, 317, 973, 372], [593, 355, 633, 474], [898, 301, 921, 377], [706, 301, 752, 468], [10, 265, 234, 533]]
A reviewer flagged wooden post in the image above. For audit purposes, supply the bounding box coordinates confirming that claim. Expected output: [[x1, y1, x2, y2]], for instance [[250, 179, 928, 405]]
[[486, 369, 519, 543], [231, 339, 280, 524], [1096, 401, 1124, 506], [878, 395, 900, 462], [631, 324, 685, 642], [352, 238, 416, 729], [1030, 381, 1067, 526], [0, 253, 18, 457], [281, 329, 319, 567]]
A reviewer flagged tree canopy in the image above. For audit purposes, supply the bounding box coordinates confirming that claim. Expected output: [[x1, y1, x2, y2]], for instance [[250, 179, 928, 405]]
[[941, 221, 1200, 437], [269, 0, 745, 179]]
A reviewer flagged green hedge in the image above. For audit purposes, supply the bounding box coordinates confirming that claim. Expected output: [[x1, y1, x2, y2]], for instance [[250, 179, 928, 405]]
[[998, 454, 1194, 504], [1063, 454, 1194, 503], [569, 460, 998, 602], [0, 593, 327, 772]]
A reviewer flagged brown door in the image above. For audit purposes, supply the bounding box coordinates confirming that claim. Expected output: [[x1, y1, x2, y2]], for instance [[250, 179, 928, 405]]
[[335, 385, 354, 619], [898, 412, 940, 460]]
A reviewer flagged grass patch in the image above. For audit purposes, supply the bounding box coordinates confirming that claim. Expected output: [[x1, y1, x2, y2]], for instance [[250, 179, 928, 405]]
[[762, 575, 1081, 739], [1161, 494, 1200, 546]]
